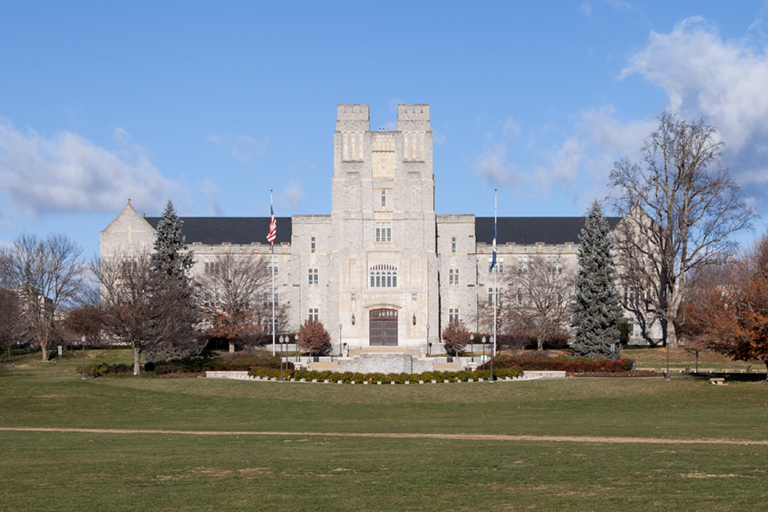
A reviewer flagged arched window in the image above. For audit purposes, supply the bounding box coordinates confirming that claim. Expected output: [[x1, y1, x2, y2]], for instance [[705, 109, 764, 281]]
[[369, 264, 398, 288]]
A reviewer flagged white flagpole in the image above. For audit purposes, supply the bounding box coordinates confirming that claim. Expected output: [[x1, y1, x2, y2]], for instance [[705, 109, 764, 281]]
[[492, 189, 497, 381], [271, 190, 276, 357]]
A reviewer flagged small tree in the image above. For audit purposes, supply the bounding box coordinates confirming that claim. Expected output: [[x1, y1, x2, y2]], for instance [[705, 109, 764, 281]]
[[0, 233, 87, 361], [298, 319, 331, 356], [685, 236, 768, 377], [442, 319, 470, 356], [571, 201, 624, 359], [62, 304, 104, 345], [503, 253, 573, 351]]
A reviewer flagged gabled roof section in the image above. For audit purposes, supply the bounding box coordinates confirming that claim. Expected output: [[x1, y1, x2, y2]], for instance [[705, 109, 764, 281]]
[[143, 217, 293, 245], [475, 217, 622, 245]]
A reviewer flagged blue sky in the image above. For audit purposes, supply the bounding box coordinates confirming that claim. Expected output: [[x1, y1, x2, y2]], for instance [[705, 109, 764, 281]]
[[1, 1, 767, 257]]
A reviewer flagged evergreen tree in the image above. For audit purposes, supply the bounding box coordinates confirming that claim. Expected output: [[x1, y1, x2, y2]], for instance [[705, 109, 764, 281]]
[[571, 201, 624, 359], [151, 201, 195, 279]]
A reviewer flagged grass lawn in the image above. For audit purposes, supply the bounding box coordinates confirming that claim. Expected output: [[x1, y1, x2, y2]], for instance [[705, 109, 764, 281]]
[[1, 350, 767, 511]]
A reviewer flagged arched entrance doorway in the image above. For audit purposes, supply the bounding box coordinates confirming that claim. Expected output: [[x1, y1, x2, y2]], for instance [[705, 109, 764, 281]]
[[369, 308, 398, 346]]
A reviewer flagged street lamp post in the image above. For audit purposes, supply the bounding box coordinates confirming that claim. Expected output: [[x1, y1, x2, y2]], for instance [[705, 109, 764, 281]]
[[482, 336, 486, 364], [339, 324, 343, 359], [470, 334, 474, 363], [426, 324, 430, 356], [489, 336, 494, 382], [295, 334, 299, 363], [81, 335, 86, 380], [279, 336, 285, 381]]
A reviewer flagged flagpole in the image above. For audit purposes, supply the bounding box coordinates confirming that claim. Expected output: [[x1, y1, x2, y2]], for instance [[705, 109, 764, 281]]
[[492, 189, 497, 382], [271, 190, 276, 357]]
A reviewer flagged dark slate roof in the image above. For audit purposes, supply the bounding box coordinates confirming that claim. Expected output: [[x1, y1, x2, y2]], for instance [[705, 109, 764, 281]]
[[475, 217, 622, 245], [144, 217, 293, 245]]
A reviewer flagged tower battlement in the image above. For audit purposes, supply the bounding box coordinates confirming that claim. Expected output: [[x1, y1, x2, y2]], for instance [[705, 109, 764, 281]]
[[397, 104, 430, 131], [337, 104, 369, 132]]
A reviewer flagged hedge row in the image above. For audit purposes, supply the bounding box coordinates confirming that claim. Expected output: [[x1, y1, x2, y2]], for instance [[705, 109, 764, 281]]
[[248, 365, 523, 383], [483, 357, 633, 373], [146, 359, 291, 374]]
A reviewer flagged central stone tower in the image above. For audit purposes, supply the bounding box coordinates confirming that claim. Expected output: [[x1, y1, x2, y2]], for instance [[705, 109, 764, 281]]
[[329, 104, 439, 353]]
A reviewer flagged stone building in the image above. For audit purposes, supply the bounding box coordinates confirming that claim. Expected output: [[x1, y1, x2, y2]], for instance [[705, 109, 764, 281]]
[[101, 104, 650, 353]]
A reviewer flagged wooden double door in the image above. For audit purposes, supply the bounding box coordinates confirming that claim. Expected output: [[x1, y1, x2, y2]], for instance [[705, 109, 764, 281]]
[[369, 308, 398, 346]]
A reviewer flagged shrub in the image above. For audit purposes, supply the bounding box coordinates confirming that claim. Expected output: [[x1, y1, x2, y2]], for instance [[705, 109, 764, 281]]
[[442, 320, 470, 356], [298, 320, 332, 356]]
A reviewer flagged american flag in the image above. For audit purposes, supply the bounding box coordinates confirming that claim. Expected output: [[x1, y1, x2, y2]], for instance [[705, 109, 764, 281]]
[[266, 204, 277, 243]]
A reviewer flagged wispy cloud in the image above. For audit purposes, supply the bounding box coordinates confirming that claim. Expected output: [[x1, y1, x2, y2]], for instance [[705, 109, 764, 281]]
[[474, 141, 517, 188], [0, 119, 183, 222], [280, 181, 304, 209], [201, 179, 223, 216], [579, 2, 592, 16], [207, 133, 269, 162]]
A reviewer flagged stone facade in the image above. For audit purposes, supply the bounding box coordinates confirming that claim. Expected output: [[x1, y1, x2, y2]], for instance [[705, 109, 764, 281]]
[[101, 103, 657, 353]]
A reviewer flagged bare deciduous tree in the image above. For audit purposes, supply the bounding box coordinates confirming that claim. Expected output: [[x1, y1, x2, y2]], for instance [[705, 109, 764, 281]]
[[196, 250, 284, 351], [610, 112, 756, 347], [297, 319, 331, 356], [96, 252, 201, 374], [502, 254, 574, 351], [0, 233, 87, 361]]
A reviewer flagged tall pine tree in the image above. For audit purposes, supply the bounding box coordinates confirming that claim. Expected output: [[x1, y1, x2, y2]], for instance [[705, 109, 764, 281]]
[[571, 201, 624, 359], [146, 200, 201, 363], [151, 201, 195, 279]]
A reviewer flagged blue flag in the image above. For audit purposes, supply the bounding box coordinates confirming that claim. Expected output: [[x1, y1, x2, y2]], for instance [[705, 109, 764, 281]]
[[490, 222, 497, 270]]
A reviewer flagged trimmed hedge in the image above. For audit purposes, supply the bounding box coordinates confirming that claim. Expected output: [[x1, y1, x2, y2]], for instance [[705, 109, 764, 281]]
[[148, 359, 292, 375], [83, 363, 133, 377], [480, 357, 633, 373], [247, 365, 523, 383]]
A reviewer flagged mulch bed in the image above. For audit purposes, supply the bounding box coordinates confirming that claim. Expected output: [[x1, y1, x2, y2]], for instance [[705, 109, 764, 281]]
[[570, 370, 662, 378]]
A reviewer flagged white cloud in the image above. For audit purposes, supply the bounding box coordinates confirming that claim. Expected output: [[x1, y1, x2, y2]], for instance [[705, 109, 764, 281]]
[[620, 17, 768, 153], [474, 142, 517, 188], [580, 2, 592, 15], [0, 118, 183, 221], [502, 118, 522, 138], [280, 181, 304, 209], [208, 133, 269, 162]]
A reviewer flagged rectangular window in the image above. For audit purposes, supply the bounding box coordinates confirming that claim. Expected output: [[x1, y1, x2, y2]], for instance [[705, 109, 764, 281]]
[[546, 256, 563, 273], [449, 268, 459, 286], [451, 237, 456, 254], [308, 268, 318, 286], [381, 190, 387, 207], [488, 257, 504, 273], [375, 222, 392, 243], [310, 236, 316, 253], [266, 257, 278, 274], [204, 257, 219, 275], [263, 292, 278, 307], [449, 308, 460, 324], [517, 287, 523, 306], [308, 308, 318, 322], [265, 318, 276, 335], [488, 287, 504, 305], [517, 256, 531, 273]]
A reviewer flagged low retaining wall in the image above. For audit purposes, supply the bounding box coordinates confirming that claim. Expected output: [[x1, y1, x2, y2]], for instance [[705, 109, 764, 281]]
[[205, 371, 251, 380]]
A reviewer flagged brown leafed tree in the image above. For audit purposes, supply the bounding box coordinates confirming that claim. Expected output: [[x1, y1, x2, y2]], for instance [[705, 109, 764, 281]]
[[62, 304, 104, 345], [502, 253, 573, 351], [297, 319, 331, 356], [0, 233, 88, 361], [96, 252, 201, 374], [610, 112, 756, 347], [442, 319, 470, 356], [685, 236, 768, 377], [0, 287, 25, 357]]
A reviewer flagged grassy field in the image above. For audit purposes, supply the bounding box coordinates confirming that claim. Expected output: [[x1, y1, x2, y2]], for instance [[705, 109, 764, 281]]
[[1, 350, 767, 511]]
